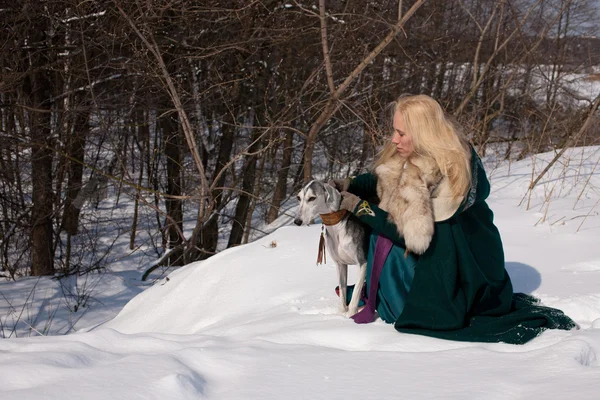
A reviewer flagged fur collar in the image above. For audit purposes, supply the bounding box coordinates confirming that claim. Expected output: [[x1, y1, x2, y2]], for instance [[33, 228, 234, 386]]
[[374, 153, 461, 254]]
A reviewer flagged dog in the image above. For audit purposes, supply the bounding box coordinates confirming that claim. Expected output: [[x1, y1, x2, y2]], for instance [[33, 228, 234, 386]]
[[294, 180, 368, 317]]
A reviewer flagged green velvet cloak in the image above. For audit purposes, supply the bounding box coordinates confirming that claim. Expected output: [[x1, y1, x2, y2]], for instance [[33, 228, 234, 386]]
[[348, 150, 577, 344]]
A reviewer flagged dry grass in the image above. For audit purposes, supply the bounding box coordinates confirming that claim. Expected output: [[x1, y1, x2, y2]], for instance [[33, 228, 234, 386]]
[[585, 73, 600, 82]]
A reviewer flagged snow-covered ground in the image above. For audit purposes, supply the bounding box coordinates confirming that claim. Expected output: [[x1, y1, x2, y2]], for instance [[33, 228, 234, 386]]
[[2, 146, 600, 399]]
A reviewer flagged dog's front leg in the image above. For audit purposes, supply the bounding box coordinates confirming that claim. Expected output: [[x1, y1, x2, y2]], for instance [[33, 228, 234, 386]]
[[337, 263, 348, 314], [348, 262, 367, 317]]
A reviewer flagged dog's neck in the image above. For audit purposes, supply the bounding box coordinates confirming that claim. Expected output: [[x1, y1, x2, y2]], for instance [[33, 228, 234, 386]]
[[319, 209, 348, 226]]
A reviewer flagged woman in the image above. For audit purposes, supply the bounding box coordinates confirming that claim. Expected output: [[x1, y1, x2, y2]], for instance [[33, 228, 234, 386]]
[[332, 94, 576, 344]]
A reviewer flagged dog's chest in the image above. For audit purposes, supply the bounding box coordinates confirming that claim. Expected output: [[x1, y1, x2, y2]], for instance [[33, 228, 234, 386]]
[[324, 224, 360, 266]]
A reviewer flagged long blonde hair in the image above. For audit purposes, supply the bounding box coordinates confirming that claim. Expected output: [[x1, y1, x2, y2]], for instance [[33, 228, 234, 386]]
[[375, 94, 471, 198]]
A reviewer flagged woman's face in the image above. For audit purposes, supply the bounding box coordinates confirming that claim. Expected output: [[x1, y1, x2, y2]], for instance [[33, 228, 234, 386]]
[[391, 111, 414, 158]]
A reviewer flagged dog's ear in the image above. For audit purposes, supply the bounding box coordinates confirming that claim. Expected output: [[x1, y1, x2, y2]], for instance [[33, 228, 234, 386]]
[[324, 183, 342, 209]]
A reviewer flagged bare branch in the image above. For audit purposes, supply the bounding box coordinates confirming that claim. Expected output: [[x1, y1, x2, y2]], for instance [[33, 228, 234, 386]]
[[528, 94, 600, 191], [303, 0, 427, 182], [466, 1, 501, 86], [455, 0, 544, 116], [398, 0, 403, 23], [319, 0, 336, 95], [115, 2, 211, 220]]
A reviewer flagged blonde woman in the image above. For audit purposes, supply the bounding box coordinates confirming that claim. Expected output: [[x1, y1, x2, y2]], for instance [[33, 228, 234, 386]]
[[331, 94, 576, 344]]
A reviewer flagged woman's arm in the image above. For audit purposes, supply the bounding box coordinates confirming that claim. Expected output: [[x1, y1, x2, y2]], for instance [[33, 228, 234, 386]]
[[350, 199, 406, 247], [347, 173, 379, 200]]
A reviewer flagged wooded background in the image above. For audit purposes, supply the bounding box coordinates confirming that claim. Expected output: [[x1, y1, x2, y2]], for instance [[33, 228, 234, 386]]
[[1, 0, 599, 279]]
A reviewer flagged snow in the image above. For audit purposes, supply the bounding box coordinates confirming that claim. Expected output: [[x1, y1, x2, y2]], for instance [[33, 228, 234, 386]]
[[2, 147, 600, 399]]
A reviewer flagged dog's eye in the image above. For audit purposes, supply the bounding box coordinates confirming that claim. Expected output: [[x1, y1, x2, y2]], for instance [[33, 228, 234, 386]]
[[307, 197, 316, 202], [296, 195, 301, 202]]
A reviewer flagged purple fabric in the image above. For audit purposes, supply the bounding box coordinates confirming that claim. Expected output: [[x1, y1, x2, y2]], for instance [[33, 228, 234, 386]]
[[351, 235, 393, 324]]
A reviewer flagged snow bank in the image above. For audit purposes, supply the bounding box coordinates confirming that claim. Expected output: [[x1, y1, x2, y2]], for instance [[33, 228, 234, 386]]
[[2, 146, 600, 399]]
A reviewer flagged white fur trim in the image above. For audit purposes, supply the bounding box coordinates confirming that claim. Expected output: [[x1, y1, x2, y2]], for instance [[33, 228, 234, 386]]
[[375, 154, 443, 254]]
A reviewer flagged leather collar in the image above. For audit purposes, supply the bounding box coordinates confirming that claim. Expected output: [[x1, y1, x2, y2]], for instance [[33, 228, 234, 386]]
[[319, 209, 348, 226]]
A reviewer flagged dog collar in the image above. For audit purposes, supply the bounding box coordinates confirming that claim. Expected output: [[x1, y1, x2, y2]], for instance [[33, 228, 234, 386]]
[[319, 209, 348, 226]]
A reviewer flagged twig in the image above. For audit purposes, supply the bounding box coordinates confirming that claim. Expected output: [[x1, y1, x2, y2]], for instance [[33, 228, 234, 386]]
[[528, 94, 600, 191], [576, 197, 600, 233], [17, 317, 46, 337], [0, 278, 41, 338], [573, 151, 600, 210]]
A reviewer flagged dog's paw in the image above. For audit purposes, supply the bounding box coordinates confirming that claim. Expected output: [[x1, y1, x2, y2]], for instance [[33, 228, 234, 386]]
[[338, 303, 349, 314], [346, 307, 359, 318]]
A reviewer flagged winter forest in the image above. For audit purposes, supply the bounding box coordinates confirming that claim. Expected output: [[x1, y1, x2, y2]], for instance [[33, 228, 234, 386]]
[[0, 0, 599, 324], [2, 1, 600, 398], [2, 0, 598, 280]]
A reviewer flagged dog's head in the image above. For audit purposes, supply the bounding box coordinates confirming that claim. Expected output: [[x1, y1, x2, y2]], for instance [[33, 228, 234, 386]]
[[294, 180, 341, 226]]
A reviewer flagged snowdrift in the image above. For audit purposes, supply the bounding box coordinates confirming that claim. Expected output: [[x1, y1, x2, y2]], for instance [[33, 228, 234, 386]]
[[3, 147, 600, 399], [104, 146, 600, 338]]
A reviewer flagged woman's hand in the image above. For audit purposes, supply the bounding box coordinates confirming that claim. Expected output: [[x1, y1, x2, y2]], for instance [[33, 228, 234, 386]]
[[340, 191, 361, 212], [327, 178, 351, 192]]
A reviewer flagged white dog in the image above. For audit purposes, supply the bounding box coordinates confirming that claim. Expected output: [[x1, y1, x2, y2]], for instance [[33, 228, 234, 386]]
[[294, 180, 368, 317]]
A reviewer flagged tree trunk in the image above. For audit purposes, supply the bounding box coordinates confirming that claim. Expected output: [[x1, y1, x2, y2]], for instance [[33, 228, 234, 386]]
[[62, 109, 88, 235], [243, 146, 266, 244], [266, 131, 294, 224], [162, 112, 183, 251], [29, 71, 55, 276], [188, 112, 235, 261], [227, 127, 261, 248], [354, 124, 370, 175]]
